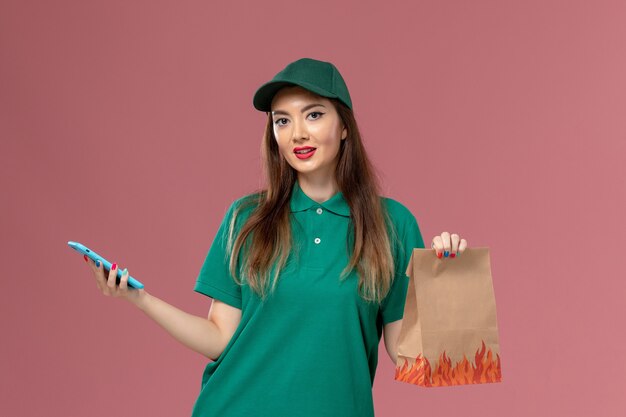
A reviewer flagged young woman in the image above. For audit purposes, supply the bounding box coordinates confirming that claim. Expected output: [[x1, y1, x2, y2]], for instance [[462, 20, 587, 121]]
[[84, 57, 468, 417]]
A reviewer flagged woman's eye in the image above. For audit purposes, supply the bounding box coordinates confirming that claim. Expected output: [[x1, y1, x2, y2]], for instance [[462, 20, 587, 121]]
[[274, 112, 323, 127]]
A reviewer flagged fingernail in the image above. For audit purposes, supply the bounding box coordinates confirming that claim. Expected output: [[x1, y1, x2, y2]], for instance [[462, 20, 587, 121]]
[[444, 251, 449, 257], [83, 255, 88, 262], [112, 263, 117, 270], [456, 251, 460, 257], [95, 260, 100, 267], [437, 251, 443, 259], [450, 252, 455, 258]]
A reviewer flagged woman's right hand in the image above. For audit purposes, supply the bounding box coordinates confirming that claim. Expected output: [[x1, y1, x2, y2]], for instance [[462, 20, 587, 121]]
[[84, 255, 147, 308]]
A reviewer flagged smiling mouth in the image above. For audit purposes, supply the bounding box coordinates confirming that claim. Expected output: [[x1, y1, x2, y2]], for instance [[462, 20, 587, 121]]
[[293, 148, 317, 159], [294, 147, 317, 154]]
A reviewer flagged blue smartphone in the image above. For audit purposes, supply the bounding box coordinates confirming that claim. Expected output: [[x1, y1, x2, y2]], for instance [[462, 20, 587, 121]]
[[68, 241, 145, 289]]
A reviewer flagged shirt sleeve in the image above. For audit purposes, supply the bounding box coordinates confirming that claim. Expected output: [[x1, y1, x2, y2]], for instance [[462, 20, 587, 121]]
[[194, 199, 244, 309], [379, 209, 425, 325]]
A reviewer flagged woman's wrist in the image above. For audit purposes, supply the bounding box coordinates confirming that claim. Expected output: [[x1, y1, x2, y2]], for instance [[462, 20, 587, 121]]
[[130, 289, 150, 311]]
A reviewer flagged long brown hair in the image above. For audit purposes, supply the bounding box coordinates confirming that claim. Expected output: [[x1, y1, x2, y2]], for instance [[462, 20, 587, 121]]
[[225, 97, 400, 305]]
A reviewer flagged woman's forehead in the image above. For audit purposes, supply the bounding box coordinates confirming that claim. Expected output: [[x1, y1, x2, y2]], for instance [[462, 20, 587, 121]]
[[271, 86, 329, 110]]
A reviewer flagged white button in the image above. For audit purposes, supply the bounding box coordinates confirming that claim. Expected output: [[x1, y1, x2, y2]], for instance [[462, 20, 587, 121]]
[[316, 208, 323, 214], [314, 237, 321, 244]]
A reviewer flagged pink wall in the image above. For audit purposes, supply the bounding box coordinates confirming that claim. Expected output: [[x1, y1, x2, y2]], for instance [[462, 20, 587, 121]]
[[2, 0, 625, 416]]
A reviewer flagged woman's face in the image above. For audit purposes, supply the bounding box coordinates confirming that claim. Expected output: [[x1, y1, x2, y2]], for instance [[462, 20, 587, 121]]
[[271, 86, 347, 183]]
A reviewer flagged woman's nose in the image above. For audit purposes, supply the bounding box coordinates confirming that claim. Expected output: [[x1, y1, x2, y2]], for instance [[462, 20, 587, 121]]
[[292, 119, 309, 141]]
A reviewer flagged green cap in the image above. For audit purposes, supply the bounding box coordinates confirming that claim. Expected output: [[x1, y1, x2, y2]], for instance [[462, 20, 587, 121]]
[[253, 57, 353, 112]]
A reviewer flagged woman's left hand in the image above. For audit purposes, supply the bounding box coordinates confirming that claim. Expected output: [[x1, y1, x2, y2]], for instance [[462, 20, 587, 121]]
[[431, 232, 467, 259]]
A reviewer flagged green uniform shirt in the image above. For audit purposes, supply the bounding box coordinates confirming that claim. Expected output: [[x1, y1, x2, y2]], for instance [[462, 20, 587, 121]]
[[192, 180, 425, 417]]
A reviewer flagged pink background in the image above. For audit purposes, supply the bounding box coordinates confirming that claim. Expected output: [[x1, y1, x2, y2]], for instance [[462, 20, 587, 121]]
[[2, 0, 625, 416]]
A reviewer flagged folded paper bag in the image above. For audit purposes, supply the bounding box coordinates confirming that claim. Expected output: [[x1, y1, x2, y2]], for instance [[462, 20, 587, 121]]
[[394, 248, 502, 387]]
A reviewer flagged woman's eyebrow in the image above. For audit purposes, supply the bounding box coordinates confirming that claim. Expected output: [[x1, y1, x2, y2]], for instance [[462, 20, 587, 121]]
[[272, 103, 326, 116]]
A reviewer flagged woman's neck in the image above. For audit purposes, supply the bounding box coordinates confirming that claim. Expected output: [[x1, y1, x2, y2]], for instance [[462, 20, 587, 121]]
[[297, 176, 339, 204]]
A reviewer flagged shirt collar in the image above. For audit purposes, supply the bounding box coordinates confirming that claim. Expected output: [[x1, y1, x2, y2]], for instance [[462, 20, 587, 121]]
[[289, 180, 350, 217]]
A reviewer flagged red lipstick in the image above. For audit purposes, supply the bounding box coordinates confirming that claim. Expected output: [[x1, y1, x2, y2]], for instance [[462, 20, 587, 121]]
[[294, 146, 316, 159]]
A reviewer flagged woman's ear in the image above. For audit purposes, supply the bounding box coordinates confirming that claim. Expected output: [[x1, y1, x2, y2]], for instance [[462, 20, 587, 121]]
[[341, 126, 348, 140]]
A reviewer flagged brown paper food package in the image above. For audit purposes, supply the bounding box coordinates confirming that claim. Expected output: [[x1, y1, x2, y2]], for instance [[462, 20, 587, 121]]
[[394, 248, 502, 387]]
